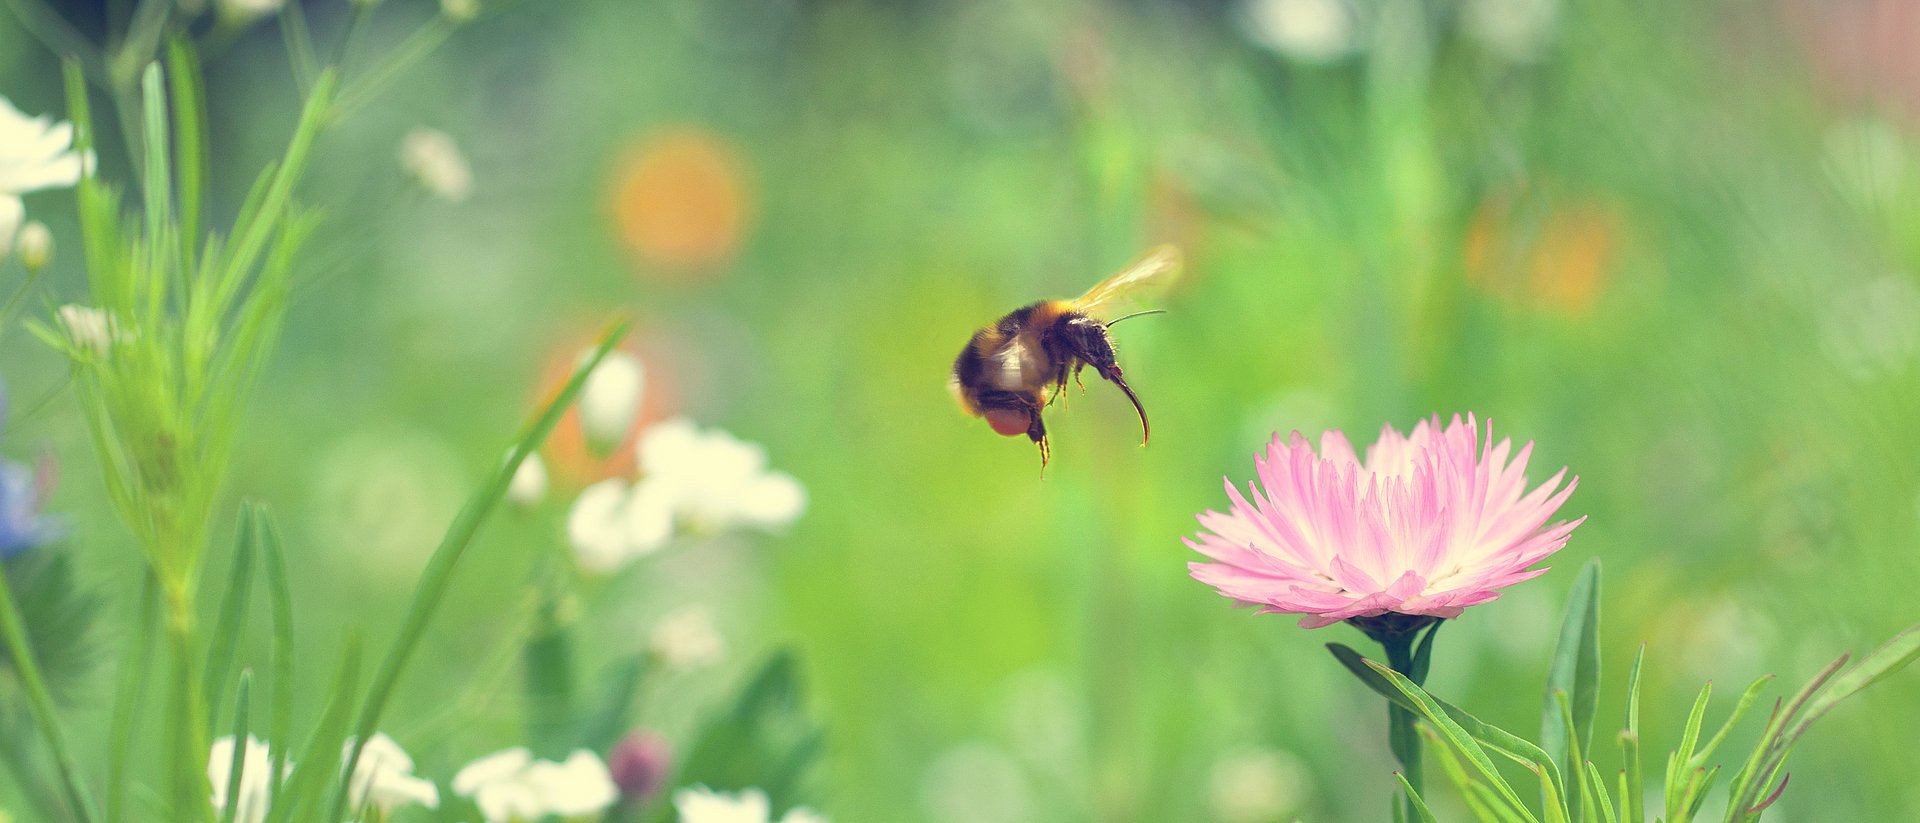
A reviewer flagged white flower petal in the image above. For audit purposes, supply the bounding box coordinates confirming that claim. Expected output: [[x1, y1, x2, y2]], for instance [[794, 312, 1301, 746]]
[[568, 479, 636, 571], [580, 352, 645, 446], [452, 747, 532, 797]]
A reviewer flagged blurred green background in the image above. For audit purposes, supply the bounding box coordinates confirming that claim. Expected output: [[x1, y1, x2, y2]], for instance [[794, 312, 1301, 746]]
[[4, 0, 1920, 820]]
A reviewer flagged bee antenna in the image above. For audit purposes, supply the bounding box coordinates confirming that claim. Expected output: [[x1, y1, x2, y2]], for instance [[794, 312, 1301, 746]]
[[1105, 309, 1167, 328]]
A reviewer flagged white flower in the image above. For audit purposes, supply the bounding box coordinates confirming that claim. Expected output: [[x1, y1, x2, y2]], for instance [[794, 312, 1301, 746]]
[[215, 0, 285, 20], [1240, 0, 1359, 63], [650, 605, 726, 671], [209, 735, 280, 823], [0, 95, 85, 197], [565, 418, 804, 572], [455, 747, 617, 822], [57, 304, 118, 358], [15, 220, 49, 270], [567, 478, 674, 571], [579, 352, 645, 448], [674, 786, 825, 823], [525, 750, 618, 817], [636, 418, 806, 533], [400, 128, 473, 202], [507, 453, 548, 508], [346, 733, 440, 814]]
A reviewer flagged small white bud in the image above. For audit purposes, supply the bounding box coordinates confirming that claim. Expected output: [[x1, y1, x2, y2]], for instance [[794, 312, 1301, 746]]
[[17, 221, 51, 271], [57, 304, 116, 358], [507, 453, 548, 507], [441, 0, 479, 22], [398, 128, 473, 202], [578, 352, 644, 450]]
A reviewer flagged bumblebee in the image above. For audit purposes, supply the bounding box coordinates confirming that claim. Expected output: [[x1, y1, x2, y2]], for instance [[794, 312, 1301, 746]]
[[948, 245, 1182, 467]]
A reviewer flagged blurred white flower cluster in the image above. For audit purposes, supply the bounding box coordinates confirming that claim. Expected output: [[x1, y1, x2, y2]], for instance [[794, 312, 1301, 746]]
[[399, 127, 474, 203], [208, 732, 437, 823], [675, 786, 826, 823], [567, 417, 805, 572], [0, 94, 82, 270], [452, 747, 618, 822]]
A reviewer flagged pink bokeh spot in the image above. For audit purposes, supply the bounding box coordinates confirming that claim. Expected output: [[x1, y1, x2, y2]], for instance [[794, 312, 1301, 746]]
[[1187, 414, 1584, 629]]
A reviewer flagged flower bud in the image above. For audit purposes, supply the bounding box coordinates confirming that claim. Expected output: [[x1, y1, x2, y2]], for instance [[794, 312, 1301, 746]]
[[57, 305, 116, 358], [578, 351, 644, 451], [17, 221, 51, 271], [606, 730, 671, 802], [507, 452, 548, 508]]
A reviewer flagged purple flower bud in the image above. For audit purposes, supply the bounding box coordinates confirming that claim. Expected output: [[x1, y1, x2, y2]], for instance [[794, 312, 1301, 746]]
[[607, 730, 672, 802]]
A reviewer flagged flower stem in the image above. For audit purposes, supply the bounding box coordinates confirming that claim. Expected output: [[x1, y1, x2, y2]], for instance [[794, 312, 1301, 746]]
[[1349, 613, 1443, 821]]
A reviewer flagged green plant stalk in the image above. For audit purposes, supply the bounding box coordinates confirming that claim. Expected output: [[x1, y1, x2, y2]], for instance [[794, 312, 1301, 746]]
[[329, 321, 632, 821], [0, 561, 102, 823], [165, 594, 213, 823], [105, 574, 159, 823]]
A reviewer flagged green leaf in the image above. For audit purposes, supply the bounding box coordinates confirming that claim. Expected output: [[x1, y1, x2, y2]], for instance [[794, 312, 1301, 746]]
[[266, 633, 362, 823], [1397, 773, 1442, 823], [164, 35, 209, 273], [1542, 559, 1601, 778], [577, 654, 650, 753], [524, 583, 578, 758], [1786, 622, 1920, 744], [330, 321, 631, 821], [1585, 761, 1618, 823], [203, 504, 259, 727], [1621, 645, 1645, 823], [0, 556, 101, 823], [669, 650, 826, 816], [219, 672, 254, 823], [1363, 659, 1538, 822], [1329, 642, 1565, 796], [256, 508, 297, 804]]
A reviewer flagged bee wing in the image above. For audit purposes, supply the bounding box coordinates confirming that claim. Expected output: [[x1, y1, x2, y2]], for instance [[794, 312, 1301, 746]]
[[1068, 244, 1184, 321]]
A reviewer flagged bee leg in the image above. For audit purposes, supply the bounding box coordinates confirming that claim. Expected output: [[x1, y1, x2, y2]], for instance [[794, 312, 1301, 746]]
[[1027, 409, 1050, 471], [1073, 362, 1087, 393]]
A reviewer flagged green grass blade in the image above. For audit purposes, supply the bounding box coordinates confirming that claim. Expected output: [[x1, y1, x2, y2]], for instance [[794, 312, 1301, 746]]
[[256, 508, 296, 804], [1542, 559, 1601, 778], [1667, 682, 1713, 819], [218, 671, 253, 823], [0, 559, 102, 823], [203, 504, 259, 727], [329, 321, 631, 821]]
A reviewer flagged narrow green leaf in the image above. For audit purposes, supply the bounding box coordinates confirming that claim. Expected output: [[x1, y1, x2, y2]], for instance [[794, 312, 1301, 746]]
[[106, 575, 159, 823], [1330, 643, 1565, 793], [1396, 773, 1442, 823], [256, 508, 297, 803], [0, 556, 101, 823], [203, 504, 259, 726], [1543, 559, 1601, 778], [1786, 622, 1920, 744], [266, 632, 362, 823], [1621, 645, 1645, 823], [1586, 761, 1618, 823], [1364, 659, 1538, 822], [1552, 691, 1583, 823], [330, 322, 631, 821], [1537, 763, 1570, 823], [1690, 675, 1772, 771], [218, 672, 254, 823], [164, 35, 208, 272]]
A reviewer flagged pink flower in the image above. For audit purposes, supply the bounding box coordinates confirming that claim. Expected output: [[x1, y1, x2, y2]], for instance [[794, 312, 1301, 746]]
[[1187, 414, 1583, 629]]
